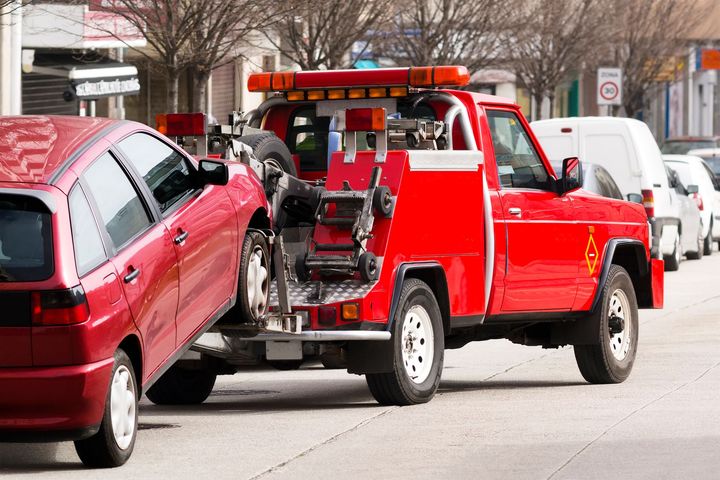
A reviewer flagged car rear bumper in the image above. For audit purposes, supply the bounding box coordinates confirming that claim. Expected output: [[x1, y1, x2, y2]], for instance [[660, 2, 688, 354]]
[[650, 258, 664, 309], [0, 357, 114, 440]]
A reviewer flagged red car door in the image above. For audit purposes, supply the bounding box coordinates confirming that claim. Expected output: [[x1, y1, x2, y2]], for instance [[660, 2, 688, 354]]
[[116, 133, 238, 344], [485, 109, 582, 312], [81, 151, 179, 378]]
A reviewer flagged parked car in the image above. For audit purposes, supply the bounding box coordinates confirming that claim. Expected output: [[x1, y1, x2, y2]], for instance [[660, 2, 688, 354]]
[[0, 116, 271, 467], [660, 136, 720, 155], [663, 154, 720, 254], [664, 166, 703, 268], [550, 161, 623, 200], [531, 117, 681, 268], [687, 148, 720, 180]]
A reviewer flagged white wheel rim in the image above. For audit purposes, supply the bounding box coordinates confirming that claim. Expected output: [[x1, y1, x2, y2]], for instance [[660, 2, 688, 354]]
[[246, 245, 269, 319], [608, 289, 632, 361], [110, 365, 136, 450], [401, 305, 434, 384]]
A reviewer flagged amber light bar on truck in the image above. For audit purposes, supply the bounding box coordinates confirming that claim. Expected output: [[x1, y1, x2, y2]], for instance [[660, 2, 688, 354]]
[[247, 66, 470, 101]]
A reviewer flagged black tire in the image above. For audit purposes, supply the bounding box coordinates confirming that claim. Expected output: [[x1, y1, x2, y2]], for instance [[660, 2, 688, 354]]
[[236, 231, 270, 323], [366, 279, 444, 405], [704, 227, 713, 256], [687, 230, 703, 260], [145, 362, 217, 405], [373, 186, 393, 217], [268, 359, 303, 371], [295, 254, 311, 281], [74, 349, 138, 468], [238, 133, 297, 177], [358, 252, 379, 282], [663, 233, 680, 271], [574, 265, 639, 384]]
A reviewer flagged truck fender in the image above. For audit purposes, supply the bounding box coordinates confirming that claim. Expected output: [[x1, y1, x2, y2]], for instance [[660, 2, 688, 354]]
[[346, 262, 449, 375], [552, 238, 648, 345]]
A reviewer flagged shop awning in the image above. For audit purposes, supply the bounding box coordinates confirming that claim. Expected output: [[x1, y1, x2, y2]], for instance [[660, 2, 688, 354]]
[[25, 53, 140, 99]]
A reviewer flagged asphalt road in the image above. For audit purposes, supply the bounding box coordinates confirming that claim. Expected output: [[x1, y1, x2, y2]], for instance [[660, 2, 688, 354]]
[[2, 253, 719, 479]]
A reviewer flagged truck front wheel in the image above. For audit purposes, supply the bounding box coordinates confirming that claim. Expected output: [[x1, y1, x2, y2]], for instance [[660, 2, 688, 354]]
[[574, 265, 638, 384], [366, 279, 444, 405]]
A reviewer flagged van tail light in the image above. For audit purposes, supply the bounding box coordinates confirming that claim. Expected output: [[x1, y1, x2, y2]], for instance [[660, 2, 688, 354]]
[[641, 189, 655, 218], [31, 286, 89, 326], [691, 192, 704, 211]]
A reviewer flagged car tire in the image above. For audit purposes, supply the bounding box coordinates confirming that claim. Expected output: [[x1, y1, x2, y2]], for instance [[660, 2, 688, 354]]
[[74, 349, 138, 468], [687, 228, 704, 260], [663, 232, 681, 271], [145, 362, 217, 405], [236, 231, 270, 323], [574, 265, 639, 384], [366, 279, 444, 405], [238, 133, 297, 177], [704, 229, 713, 256]]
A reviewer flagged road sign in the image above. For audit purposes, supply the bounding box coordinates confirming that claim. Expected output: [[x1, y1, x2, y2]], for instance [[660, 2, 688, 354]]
[[597, 67, 622, 106]]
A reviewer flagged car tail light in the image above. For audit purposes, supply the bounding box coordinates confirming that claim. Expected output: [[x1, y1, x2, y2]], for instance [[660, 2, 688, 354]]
[[345, 108, 386, 132], [155, 113, 207, 136], [31, 286, 89, 326], [692, 192, 704, 211], [641, 189, 655, 218]]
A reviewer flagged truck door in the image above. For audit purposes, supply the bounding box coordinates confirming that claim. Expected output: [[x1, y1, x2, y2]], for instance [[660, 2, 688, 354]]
[[486, 109, 580, 312]]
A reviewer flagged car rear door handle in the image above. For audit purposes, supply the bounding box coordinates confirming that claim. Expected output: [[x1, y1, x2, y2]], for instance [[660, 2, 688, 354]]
[[123, 268, 141, 283], [508, 207, 522, 216], [174, 230, 189, 244]]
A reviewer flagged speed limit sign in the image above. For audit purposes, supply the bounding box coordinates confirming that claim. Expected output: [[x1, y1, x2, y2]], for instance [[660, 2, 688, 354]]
[[597, 68, 622, 106]]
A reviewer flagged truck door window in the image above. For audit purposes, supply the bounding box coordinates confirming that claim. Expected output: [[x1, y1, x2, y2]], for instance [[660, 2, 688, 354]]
[[287, 107, 330, 172], [487, 110, 550, 190]]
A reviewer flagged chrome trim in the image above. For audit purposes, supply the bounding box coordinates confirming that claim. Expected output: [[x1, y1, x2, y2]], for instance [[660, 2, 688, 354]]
[[244, 330, 391, 342]]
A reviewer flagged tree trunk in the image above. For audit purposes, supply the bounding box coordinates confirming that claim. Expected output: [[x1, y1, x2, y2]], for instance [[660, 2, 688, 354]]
[[192, 69, 211, 113], [548, 95, 555, 119], [532, 93, 544, 121], [166, 67, 180, 113]]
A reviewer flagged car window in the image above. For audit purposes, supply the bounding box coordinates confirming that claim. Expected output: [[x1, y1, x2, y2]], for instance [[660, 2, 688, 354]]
[[83, 152, 152, 250], [68, 184, 107, 276], [701, 161, 720, 190], [661, 141, 715, 154], [0, 195, 53, 282], [487, 110, 550, 190], [117, 133, 196, 213], [600, 167, 623, 200]]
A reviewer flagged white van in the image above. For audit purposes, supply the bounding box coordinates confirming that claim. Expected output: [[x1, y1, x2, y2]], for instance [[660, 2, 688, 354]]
[[531, 117, 680, 262]]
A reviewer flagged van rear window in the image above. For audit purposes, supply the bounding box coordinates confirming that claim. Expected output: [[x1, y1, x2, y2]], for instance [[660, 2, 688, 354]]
[[0, 195, 53, 282]]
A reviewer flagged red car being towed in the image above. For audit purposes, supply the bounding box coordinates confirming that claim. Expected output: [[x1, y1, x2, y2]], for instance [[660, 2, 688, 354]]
[[0, 116, 271, 467]]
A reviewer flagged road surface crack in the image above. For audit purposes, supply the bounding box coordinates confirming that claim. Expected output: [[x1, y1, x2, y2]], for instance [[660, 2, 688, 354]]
[[546, 358, 720, 479], [248, 407, 397, 479]]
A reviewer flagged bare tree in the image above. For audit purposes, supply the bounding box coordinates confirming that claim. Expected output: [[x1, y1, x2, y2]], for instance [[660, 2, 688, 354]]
[[262, 0, 390, 70], [509, 0, 609, 120], [383, 0, 518, 73], [94, 0, 279, 113], [613, 0, 708, 118]]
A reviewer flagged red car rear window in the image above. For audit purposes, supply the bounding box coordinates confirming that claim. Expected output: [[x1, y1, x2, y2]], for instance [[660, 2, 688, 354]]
[[0, 195, 54, 282]]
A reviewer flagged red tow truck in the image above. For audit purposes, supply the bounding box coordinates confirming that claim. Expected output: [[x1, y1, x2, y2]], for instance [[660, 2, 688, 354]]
[[153, 66, 664, 406]]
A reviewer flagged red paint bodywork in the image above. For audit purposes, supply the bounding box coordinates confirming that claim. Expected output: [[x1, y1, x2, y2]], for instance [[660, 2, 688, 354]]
[[0, 116, 269, 437], [258, 90, 663, 326]]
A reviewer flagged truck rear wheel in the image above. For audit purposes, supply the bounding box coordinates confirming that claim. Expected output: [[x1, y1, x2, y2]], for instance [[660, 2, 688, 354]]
[[574, 265, 638, 384], [145, 362, 217, 405], [366, 279, 444, 405]]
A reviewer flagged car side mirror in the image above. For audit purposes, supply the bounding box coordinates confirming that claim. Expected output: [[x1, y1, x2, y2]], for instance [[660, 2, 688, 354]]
[[686, 184, 699, 194], [199, 159, 229, 186], [560, 156, 583, 194], [626, 193, 643, 204]]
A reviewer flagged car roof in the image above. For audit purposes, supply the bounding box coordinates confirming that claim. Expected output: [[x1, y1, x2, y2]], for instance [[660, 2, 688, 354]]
[[687, 148, 720, 156], [662, 154, 706, 164], [531, 116, 646, 127], [0, 115, 119, 184]]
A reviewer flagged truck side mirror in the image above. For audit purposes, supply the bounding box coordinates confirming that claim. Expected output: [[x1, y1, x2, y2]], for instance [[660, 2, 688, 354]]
[[199, 159, 229, 186], [560, 156, 583, 195], [626, 193, 643, 204], [686, 184, 699, 194]]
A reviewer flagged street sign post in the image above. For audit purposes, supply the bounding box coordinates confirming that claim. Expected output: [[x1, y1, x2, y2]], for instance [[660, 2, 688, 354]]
[[597, 67, 623, 107]]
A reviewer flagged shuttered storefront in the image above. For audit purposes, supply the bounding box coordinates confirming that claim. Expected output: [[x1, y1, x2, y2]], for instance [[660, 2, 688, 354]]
[[22, 73, 78, 115], [211, 62, 235, 123]]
